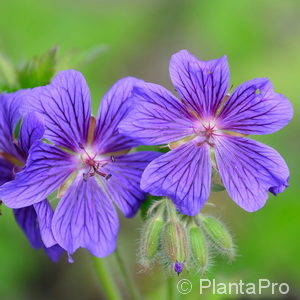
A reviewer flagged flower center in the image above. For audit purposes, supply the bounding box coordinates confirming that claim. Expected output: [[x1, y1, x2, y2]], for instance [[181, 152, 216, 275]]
[[78, 143, 114, 181], [203, 121, 216, 139], [193, 120, 218, 147]]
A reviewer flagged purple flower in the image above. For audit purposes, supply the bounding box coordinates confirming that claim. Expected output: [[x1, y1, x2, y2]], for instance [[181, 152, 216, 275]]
[[0, 92, 63, 261], [119, 50, 293, 215], [173, 261, 185, 275], [0, 71, 160, 258]]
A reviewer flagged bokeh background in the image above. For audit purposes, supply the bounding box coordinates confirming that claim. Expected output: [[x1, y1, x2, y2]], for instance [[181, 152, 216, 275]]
[[0, 0, 299, 299]]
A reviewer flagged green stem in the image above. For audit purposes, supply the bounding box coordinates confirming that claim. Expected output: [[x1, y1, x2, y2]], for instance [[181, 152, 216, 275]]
[[92, 257, 121, 300], [167, 276, 175, 300], [114, 248, 141, 300]]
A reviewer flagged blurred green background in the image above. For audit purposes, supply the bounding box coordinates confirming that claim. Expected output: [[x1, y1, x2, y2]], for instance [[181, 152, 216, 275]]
[[0, 0, 299, 299]]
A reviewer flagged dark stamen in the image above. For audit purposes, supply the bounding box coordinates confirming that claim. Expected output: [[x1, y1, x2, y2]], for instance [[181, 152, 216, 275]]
[[80, 144, 114, 180], [95, 169, 112, 180]]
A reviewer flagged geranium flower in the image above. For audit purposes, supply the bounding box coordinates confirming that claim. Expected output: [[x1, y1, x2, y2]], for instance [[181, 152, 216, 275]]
[[0, 71, 160, 258], [0, 92, 63, 261], [119, 50, 293, 215]]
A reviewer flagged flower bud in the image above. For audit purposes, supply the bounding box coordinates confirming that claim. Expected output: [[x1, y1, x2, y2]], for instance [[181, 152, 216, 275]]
[[139, 211, 164, 269], [200, 215, 235, 258], [173, 261, 185, 275], [161, 220, 188, 274], [188, 224, 209, 273]]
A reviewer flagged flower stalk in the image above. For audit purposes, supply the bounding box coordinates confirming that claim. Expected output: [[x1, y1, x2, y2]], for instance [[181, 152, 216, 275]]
[[92, 257, 121, 300], [115, 248, 141, 300]]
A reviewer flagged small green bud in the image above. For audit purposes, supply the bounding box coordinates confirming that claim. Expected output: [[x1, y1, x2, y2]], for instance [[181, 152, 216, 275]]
[[144, 217, 164, 259], [139, 211, 164, 268], [188, 224, 209, 273], [200, 215, 235, 258], [161, 221, 188, 271]]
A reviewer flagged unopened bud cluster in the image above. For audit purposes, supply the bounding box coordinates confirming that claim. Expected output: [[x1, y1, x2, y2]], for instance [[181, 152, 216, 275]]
[[138, 198, 235, 275]]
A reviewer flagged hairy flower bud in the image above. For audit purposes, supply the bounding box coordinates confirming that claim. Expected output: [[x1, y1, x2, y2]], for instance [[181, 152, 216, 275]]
[[139, 207, 164, 269], [199, 215, 235, 258], [161, 220, 188, 274], [188, 224, 209, 273]]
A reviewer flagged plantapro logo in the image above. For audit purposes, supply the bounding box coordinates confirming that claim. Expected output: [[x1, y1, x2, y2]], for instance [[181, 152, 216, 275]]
[[199, 279, 289, 295]]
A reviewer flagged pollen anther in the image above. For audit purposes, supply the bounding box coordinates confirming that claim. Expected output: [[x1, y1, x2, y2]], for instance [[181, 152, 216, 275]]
[[79, 144, 113, 181]]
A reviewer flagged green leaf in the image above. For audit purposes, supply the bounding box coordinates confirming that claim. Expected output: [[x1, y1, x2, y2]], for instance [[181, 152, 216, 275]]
[[18, 47, 58, 88]]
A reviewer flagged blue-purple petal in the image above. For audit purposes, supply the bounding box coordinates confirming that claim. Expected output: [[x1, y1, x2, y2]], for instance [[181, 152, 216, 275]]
[[18, 112, 45, 156], [0, 91, 24, 156], [34, 200, 56, 248], [214, 136, 290, 212], [169, 49, 229, 118], [52, 174, 119, 257], [0, 158, 14, 185], [14, 205, 64, 262], [14, 206, 43, 249], [103, 151, 162, 217], [119, 82, 194, 145], [44, 244, 65, 263], [141, 141, 211, 216], [217, 78, 293, 134], [0, 142, 76, 208], [21, 70, 91, 152], [94, 77, 142, 154]]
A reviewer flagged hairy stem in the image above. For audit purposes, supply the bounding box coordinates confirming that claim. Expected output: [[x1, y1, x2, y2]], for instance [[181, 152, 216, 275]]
[[92, 257, 121, 300]]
